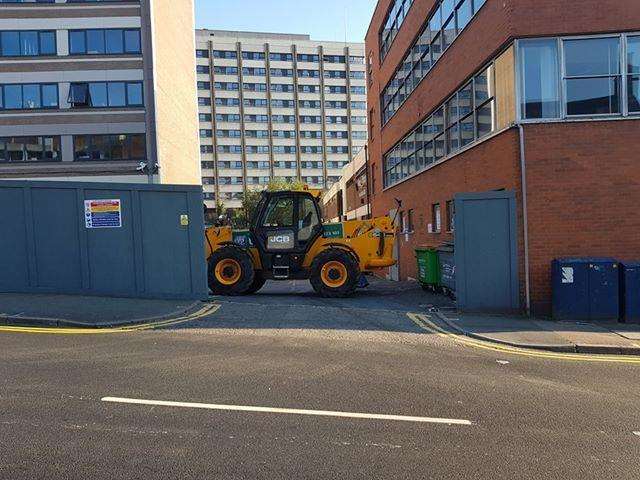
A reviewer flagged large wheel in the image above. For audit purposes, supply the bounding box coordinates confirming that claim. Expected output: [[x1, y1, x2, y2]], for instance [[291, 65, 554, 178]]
[[208, 246, 255, 296], [246, 273, 267, 294], [310, 248, 360, 298]]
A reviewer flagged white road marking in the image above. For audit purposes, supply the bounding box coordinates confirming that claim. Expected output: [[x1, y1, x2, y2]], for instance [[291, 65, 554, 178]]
[[101, 397, 473, 426], [496, 360, 510, 365]]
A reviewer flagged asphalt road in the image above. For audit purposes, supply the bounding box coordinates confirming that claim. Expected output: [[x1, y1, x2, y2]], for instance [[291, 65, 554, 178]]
[[1, 279, 639, 479]]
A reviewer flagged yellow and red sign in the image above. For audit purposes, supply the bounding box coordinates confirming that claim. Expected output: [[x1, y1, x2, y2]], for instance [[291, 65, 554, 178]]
[[84, 199, 122, 229]]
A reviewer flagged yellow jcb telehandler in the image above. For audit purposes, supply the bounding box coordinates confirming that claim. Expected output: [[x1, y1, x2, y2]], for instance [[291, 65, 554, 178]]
[[204, 189, 396, 297]]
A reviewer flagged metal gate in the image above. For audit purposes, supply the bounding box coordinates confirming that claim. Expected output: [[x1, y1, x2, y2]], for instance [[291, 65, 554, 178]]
[[454, 190, 519, 312], [0, 180, 207, 300]]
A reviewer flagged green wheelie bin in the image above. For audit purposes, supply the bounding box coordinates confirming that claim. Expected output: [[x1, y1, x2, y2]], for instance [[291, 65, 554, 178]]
[[415, 247, 440, 291]]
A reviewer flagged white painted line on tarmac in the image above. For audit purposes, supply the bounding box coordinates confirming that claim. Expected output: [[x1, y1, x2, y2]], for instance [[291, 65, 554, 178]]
[[101, 396, 473, 426]]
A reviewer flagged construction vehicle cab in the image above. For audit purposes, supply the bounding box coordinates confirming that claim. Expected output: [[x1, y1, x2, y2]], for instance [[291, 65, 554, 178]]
[[205, 189, 396, 297], [253, 190, 327, 278]]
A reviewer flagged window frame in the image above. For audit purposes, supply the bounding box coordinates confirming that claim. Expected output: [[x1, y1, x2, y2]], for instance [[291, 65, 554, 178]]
[[516, 32, 640, 123], [381, 62, 496, 190], [68, 28, 141, 56], [0, 30, 57, 57], [431, 203, 442, 233], [67, 81, 143, 108], [0, 135, 61, 163], [0, 83, 59, 110], [73, 133, 146, 162]]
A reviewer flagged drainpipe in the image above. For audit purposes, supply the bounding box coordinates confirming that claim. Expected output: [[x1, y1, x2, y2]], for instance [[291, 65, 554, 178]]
[[518, 124, 531, 315]]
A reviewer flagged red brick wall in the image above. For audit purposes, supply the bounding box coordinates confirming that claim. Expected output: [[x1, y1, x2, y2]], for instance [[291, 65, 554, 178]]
[[524, 120, 640, 314], [345, 179, 357, 213], [322, 195, 339, 220], [371, 129, 523, 284], [366, 0, 640, 314]]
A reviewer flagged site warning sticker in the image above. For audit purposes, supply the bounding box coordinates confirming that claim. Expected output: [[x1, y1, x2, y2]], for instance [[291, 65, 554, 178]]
[[84, 199, 122, 229]]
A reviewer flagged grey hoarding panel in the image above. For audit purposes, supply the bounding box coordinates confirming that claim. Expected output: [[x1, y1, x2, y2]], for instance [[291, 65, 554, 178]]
[[454, 190, 519, 313], [85, 189, 137, 295], [0, 187, 29, 290], [0, 180, 208, 300]]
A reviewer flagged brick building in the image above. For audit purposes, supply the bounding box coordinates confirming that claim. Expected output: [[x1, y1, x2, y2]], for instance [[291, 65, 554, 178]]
[[321, 147, 370, 222], [366, 0, 640, 314]]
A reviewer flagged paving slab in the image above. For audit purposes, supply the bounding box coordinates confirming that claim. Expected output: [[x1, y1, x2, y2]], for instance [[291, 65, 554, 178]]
[[607, 325, 640, 341], [437, 312, 640, 355], [0, 293, 200, 327], [441, 315, 576, 352]]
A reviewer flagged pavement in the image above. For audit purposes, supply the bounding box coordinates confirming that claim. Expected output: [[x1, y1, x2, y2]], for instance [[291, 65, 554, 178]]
[[436, 310, 640, 355], [0, 293, 201, 328], [2, 278, 640, 357], [1, 279, 639, 479]]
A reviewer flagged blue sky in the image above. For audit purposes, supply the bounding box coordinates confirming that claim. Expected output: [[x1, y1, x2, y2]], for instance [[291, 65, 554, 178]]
[[194, 0, 376, 43]]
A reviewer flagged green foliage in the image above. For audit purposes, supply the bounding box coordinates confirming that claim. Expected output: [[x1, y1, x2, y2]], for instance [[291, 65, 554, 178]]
[[265, 178, 306, 192]]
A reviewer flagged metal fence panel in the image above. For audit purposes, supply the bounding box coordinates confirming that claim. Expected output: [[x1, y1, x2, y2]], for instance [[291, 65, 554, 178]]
[[0, 180, 207, 300]]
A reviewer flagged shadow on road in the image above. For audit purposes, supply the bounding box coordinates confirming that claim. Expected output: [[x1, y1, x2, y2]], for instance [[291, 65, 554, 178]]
[[169, 277, 455, 334]]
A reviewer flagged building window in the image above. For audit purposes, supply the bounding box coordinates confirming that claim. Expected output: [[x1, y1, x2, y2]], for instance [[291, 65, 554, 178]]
[[68, 29, 141, 55], [446, 200, 455, 232], [379, 0, 414, 61], [564, 37, 621, 116], [518, 34, 640, 121], [196, 49, 209, 58], [73, 134, 146, 162], [382, 63, 495, 188], [407, 209, 414, 233], [630, 36, 640, 112], [431, 203, 441, 233], [518, 39, 560, 119], [381, 0, 487, 124], [212, 50, 236, 59], [0, 136, 60, 163], [0, 30, 56, 57], [68, 82, 143, 108], [0, 83, 58, 110]]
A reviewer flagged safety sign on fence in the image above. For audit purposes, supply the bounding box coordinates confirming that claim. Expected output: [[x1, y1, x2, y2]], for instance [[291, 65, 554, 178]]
[[84, 199, 122, 229]]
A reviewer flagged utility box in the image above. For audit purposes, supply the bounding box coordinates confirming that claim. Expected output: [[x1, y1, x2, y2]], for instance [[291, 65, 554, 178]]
[[552, 258, 619, 321], [620, 263, 640, 324]]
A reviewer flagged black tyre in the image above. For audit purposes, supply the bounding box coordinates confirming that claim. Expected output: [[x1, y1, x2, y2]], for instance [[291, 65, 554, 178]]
[[310, 248, 360, 298], [208, 246, 255, 296], [246, 273, 267, 294]]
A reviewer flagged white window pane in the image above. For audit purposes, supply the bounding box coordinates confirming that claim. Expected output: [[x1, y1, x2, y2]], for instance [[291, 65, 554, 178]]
[[518, 39, 560, 119]]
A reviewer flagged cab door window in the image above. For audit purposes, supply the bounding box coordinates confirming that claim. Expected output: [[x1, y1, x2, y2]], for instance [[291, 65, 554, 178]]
[[298, 196, 320, 242]]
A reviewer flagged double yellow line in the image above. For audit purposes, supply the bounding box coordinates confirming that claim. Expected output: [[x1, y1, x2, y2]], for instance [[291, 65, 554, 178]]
[[407, 312, 640, 364], [0, 303, 220, 335]]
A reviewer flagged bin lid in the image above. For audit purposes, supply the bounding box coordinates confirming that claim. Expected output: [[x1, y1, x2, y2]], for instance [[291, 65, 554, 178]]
[[620, 261, 640, 268], [555, 257, 618, 264], [436, 243, 454, 253], [415, 246, 436, 252]]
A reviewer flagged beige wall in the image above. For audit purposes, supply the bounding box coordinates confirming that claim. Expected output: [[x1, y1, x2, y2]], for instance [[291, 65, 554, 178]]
[[149, 0, 201, 185]]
